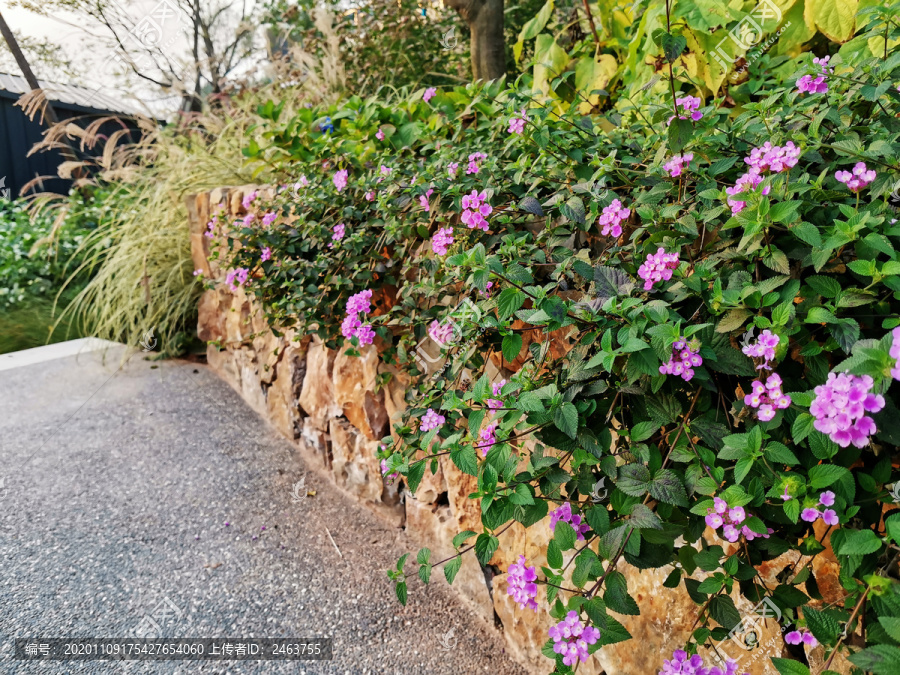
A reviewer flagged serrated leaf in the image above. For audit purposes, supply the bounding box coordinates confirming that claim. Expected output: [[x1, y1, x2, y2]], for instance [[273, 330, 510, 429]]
[[395, 581, 408, 605], [650, 469, 688, 506], [444, 555, 462, 584], [618, 464, 651, 497], [770, 659, 810, 675], [834, 529, 882, 556], [604, 570, 640, 615], [474, 533, 499, 564], [519, 195, 544, 216], [804, 605, 841, 644], [502, 333, 523, 362], [630, 503, 663, 530]]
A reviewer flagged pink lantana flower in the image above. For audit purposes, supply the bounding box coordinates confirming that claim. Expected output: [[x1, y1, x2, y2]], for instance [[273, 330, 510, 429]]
[[423, 87, 437, 103], [667, 96, 703, 125], [333, 169, 348, 192], [835, 162, 876, 193]]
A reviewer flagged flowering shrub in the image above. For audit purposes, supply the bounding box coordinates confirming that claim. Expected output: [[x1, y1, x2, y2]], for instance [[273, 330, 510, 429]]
[[224, 15, 900, 674]]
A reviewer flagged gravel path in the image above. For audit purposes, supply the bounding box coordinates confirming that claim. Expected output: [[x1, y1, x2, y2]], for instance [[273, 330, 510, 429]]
[[0, 345, 527, 675]]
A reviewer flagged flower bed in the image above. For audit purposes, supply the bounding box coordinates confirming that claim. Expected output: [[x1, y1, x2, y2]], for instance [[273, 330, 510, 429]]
[[193, 23, 900, 675]]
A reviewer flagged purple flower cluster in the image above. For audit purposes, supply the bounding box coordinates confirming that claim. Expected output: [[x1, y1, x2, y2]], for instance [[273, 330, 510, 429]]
[[785, 630, 818, 647], [242, 213, 256, 226], [420, 408, 445, 432], [659, 651, 746, 675], [705, 498, 771, 543], [380, 459, 399, 481], [375, 128, 384, 140], [508, 109, 527, 135], [726, 169, 771, 215], [262, 212, 277, 226], [660, 337, 703, 381], [294, 176, 308, 190], [447, 162, 460, 179], [204, 214, 218, 239], [835, 162, 877, 192], [419, 188, 434, 211], [797, 56, 831, 94], [742, 329, 780, 368], [225, 267, 249, 292], [638, 248, 679, 290], [428, 319, 455, 345], [663, 152, 693, 177], [242, 190, 258, 210], [743, 373, 791, 421], [810, 373, 885, 448], [667, 96, 703, 125], [800, 490, 839, 526], [744, 142, 802, 174], [341, 289, 375, 345], [506, 555, 538, 611], [548, 612, 601, 667], [478, 421, 498, 457], [260, 246, 272, 262], [466, 152, 486, 175], [891, 327, 900, 380], [333, 169, 348, 192], [549, 503, 590, 541], [365, 191, 376, 202], [423, 87, 437, 103], [329, 223, 346, 248], [598, 199, 630, 237], [461, 190, 492, 231], [431, 227, 454, 256]]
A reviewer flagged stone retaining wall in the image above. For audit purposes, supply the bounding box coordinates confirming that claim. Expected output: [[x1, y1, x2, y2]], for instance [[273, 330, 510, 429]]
[[187, 187, 851, 675]]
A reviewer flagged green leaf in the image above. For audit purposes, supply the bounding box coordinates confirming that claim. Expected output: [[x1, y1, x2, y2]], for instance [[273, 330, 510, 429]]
[[497, 288, 526, 320], [808, 464, 848, 489], [450, 445, 478, 476], [407, 460, 426, 493], [661, 32, 687, 62], [879, 617, 900, 642], [765, 442, 799, 465], [833, 529, 882, 556], [809, 431, 839, 459], [513, 0, 555, 63], [444, 555, 462, 584], [792, 414, 815, 443], [597, 615, 632, 646], [502, 333, 524, 362], [708, 595, 741, 631], [618, 464, 652, 497], [474, 533, 499, 564], [547, 538, 563, 569], [395, 581, 408, 605], [849, 645, 900, 674], [804, 605, 841, 644], [631, 421, 660, 442], [554, 402, 579, 439], [555, 520, 577, 550], [418, 563, 432, 584], [452, 530, 478, 548], [650, 469, 688, 507], [604, 571, 640, 615], [417, 547, 431, 564], [770, 658, 810, 675], [630, 503, 663, 530]]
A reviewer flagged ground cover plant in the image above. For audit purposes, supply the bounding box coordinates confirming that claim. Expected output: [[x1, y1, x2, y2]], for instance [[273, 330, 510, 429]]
[[217, 4, 900, 673]]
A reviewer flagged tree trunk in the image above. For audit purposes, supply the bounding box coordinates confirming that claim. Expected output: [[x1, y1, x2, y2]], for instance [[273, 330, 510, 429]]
[[445, 0, 506, 82]]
